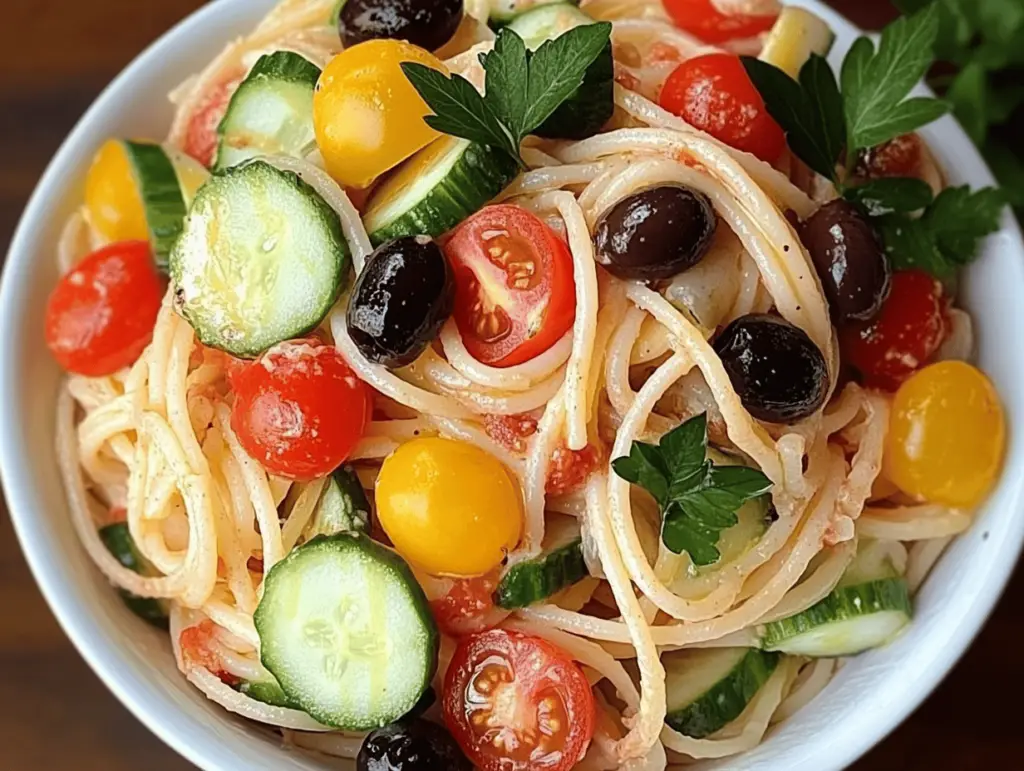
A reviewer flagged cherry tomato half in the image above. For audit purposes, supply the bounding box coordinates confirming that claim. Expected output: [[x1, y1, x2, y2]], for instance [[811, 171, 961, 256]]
[[840, 270, 948, 392], [45, 241, 164, 376], [664, 0, 778, 44], [446, 205, 576, 368], [428, 570, 510, 637], [443, 629, 596, 771], [660, 53, 786, 163], [230, 340, 372, 480]]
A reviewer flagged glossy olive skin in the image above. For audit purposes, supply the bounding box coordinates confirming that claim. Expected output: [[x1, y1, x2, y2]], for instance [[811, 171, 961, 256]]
[[347, 236, 455, 368], [800, 199, 891, 322], [714, 314, 829, 424], [339, 0, 464, 52], [357, 720, 472, 771], [594, 184, 716, 281]]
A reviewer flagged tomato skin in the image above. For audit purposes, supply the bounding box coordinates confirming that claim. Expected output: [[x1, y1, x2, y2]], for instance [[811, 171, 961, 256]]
[[443, 629, 596, 771], [840, 270, 948, 392], [446, 205, 576, 368], [230, 341, 372, 480], [664, 0, 777, 43], [660, 53, 786, 163], [428, 570, 510, 637], [45, 241, 164, 376], [885, 361, 1005, 508]]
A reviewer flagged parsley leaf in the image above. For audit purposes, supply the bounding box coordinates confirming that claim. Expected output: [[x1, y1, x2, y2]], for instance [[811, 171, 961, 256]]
[[403, 23, 612, 168], [742, 54, 846, 183], [844, 177, 935, 215], [841, 6, 950, 152], [612, 414, 773, 566]]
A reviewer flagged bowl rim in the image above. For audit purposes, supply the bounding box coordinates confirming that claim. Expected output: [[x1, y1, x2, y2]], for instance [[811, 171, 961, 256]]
[[3, 1, 1023, 770]]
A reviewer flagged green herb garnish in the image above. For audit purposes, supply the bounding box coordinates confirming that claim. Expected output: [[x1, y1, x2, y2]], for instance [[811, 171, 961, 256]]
[[401, 23, 612, 169], [612, 414, 773, 567]]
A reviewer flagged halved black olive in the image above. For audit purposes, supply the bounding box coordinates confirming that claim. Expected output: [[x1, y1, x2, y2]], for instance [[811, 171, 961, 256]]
[[800, 199, 891, 322], [714, 314, 829, 424], [357, 719, 472, 771], [347, 236, 455, 368], [593, 184, 716, 281], [338, 0, 464, 52]]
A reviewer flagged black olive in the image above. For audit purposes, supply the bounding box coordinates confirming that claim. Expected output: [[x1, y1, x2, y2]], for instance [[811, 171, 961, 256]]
[[357, 720, 472, 771], [714, 315, 829, 424], [347, 236, 455, 368], [800, 199, 891, 322], [339, 0, 464, 51], [593, 184, 716, 281]]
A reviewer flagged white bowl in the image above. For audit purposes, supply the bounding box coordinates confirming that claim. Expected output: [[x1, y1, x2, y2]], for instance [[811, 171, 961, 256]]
[[3, 1, 1022, 769]]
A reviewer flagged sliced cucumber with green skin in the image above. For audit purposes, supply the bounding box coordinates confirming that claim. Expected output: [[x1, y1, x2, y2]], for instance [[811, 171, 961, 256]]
[[507, 4, 614, 140], [307, 466, 372, 538], [700, 448, 772, 569], [488, 0, 580, 27], [215, 51, 321, 172], [495, 515, 588, 609], [98, 523, 169, 629], [123, 141, 188, 272], [664, 648, 780, 739], [363, 136, 519, 245], [238, 677, 295, 708], [255, 533, 438, 730], [761, 579, 912, 657], [170, 160, 350, 358], [330, 0, 347, 26]]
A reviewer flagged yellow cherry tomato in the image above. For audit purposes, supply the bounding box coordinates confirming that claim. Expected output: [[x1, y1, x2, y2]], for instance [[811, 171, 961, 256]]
[[376, 437, 523, 576], [84, 139, 149, 242], [885, 361, 1005, 508], [313, 40, 445, 189]]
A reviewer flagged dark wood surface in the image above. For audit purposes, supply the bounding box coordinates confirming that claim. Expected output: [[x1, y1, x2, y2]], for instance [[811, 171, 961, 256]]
[[0, 1, 1019, 768]]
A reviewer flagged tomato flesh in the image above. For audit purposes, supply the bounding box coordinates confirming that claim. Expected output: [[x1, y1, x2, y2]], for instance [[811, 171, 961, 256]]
[[183, 73, 242, 167], [446, 205, 576, 368], [230, 340, 371, 480], [664, 0, 778, 43], [660, 53, 786, 163], [444, 629, 595, 771], [45, 241, 165, 376], [429, 570, 510, 637], [547, 442, 605, 497], [840, 270, 949, 392], [179, 620, 238, 685]]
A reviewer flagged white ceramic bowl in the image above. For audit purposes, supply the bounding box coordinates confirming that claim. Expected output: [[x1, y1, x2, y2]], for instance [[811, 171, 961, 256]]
[[3, 1, 1023, 769]]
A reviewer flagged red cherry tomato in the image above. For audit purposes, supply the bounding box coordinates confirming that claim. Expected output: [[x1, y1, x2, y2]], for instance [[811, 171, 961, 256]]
[[445, 205, 576, 368], [429, 570, 510, 637], [547, 443, 605, 497], [840, 270, 949, 392], [664, 0, 777, 43], [230, 340, 372, 480], [857, 133, 924, 180], [660, 53, 786, 163], [183, 74, 242, 167], [45, 241, 164, 376], [443, 629, 596, 771]]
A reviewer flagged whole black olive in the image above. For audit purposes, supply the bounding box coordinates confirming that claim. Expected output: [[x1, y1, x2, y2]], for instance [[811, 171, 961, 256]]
[[713, 314, 829, 424], [357, 719, 472, 771], [594, 184, 716, 281], [800, 199, 891, 322], [347, 236, 455, 368], [339, 0, 464, 52]]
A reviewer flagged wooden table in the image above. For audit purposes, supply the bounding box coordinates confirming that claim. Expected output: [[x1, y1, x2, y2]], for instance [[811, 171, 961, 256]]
[[0, 1, 1019, 768]]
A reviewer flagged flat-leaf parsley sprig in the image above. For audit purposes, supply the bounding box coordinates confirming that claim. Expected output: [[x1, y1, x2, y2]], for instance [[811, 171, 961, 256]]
[[401, 23, 613, 170], [741, 5, 1005, 279], [612, 413, 773, 567]]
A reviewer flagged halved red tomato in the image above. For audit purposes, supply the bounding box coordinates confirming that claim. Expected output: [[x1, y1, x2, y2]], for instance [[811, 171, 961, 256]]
[[445, 205, 576, 368], [664, 0, 778, 44], [428, 570, 510, 637], [443, 629, 595, 771]]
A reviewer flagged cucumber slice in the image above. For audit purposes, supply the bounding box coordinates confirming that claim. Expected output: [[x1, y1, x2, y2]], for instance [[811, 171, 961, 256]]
[[238, 677, 294, 708], [759, 6, 836, 79], [330, 0, 346, 26], [170, 160, 350, 358], [255, 533, 439, 730], [363, 136, 519, 245], [495, 515, 588, 609], [215, 51, 321, 172], [487, 0, 579, 27], [307, 466, 372, 539], [507, 4, 614, 140], [761, 578, 912, 657], [664, 648, 780, 738], [98, 523, 169, 629], [700, 448, 771, 568], [122, 141, 188, 272], [840, 538, 903, 587]]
